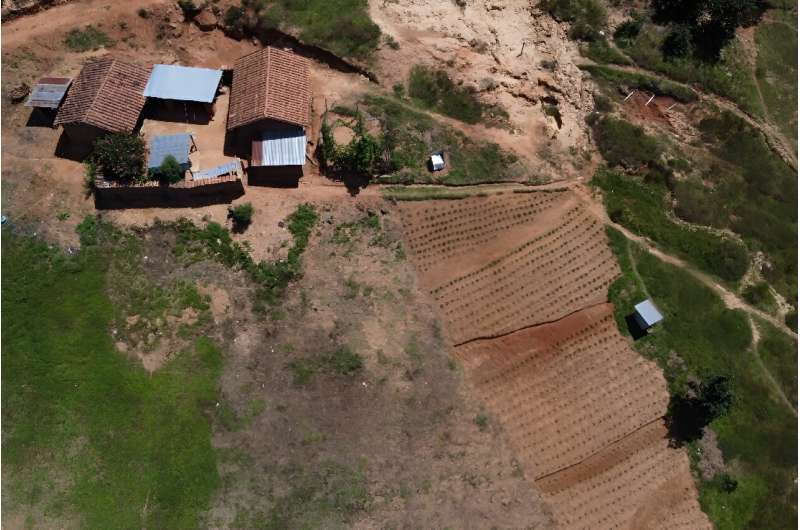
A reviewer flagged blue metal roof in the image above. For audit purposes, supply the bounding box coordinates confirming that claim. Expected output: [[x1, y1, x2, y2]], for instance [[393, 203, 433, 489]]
[[193, 161, 240, 180], [251, 127, 306, 167], [634, 299, 664, 327], [143, 64, 222, 103], [147, 133, 192, 169]]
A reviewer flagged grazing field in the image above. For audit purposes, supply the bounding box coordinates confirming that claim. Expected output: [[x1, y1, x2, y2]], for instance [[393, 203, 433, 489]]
[[606, 227, 798, 530], [398, 192, 710, 528]]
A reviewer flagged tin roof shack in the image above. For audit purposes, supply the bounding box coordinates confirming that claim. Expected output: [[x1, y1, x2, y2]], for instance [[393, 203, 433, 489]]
[[25, 77, 72, 126], [142, 64, 223, 124], [226, 47, 310, 185], [249, 127, 306, 187], [54, 58, 151, 159], [626, 299, 664, 339]]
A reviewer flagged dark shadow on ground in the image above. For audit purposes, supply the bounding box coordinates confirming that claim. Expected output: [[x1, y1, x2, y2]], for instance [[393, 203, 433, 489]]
[[25, 108, 56, 128], [625, 313, 649, 341]]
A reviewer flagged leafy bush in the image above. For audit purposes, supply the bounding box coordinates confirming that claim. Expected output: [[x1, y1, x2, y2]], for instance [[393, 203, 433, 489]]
[[662, 24, 693, 58], [668, 376, 734, 443], [321, 112, 385, 178], [408, 65, 485, 124], [541, 0, 607, 41], [743, 282, 777, 313], [64, 25, 113, 52], [613, 17, 643, 47], [177, 0, 200, 18], [592, 116, 662, 168], [91, 134, 146, 183], [154, 154, 185, 184], [228, 203, 254, 232]]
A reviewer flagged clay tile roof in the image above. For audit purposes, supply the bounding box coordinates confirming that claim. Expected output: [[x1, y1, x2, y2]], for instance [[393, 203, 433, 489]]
[[227, 47, 310, 131], [54, 58, 151, 134]]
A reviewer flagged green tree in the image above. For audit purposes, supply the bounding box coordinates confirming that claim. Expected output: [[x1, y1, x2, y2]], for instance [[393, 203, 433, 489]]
[[91, 133, 146, 183], [668, 376, 734, 443], [157, 155, 185, 184], [228, 203, 254, 232]]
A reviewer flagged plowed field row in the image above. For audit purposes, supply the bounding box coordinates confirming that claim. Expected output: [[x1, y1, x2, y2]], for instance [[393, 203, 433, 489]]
[[455, 304, 668, 478], [397, 192, 710, 530]]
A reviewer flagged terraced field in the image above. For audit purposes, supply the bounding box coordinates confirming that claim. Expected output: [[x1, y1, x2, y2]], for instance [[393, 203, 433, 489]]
[[398, 191, 711, 529]]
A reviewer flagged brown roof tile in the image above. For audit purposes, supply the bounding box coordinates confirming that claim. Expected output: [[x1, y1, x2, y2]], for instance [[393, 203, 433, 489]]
[[54, 58, 151, 133], [227, 47, 310, 130]]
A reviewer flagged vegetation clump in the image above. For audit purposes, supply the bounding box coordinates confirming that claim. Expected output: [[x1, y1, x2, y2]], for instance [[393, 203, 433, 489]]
[[228, 202, 254, 232], [228, 0, 381, 60], [90, 133, 146, 183], [152, 154, 185, 185], [540, 0, 607, 41], [64, 25, 113, 51], [407, 65, 485, 124], [287, 347, 364, 385]]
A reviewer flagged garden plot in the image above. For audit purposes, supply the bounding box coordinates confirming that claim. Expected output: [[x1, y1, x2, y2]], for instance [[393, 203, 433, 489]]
[[397, 192, 709, 529], [454, 303, 668, 477], [399, 191, 619, 343]]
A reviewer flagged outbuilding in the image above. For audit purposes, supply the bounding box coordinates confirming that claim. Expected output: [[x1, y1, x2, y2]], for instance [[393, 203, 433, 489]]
[[633, 299, 664, 331], [226, 47, 310, 185], [54, 58, 151, 153], [143, 64, 223, 123]]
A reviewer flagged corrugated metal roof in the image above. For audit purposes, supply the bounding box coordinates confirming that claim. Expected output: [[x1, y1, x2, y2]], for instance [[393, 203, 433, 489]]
[[251, 127, 306, 166], [25, 77, 72, 108], [143, 64, 222, 103], [634, 299, 663, 327], [193, 160, 240, 180], [147, 133, 192, 169]]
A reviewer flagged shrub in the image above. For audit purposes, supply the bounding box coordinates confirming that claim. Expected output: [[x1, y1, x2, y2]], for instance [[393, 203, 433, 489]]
[[155, 154, 185, 184], [177, 0, 200, 18], [137, 7, 150, 18], [228, 203, 254, 232], [743, 282, 776, 312], [542, 0, 607, 41], [662, 25, 693, 59], [64, 25, 113, 52], [90, 133, 146, 183], [408, 65, 485, 123], [475, 411, 489, 431], [667, 376, 733, 443], [592, 116, 662, 168], [613, 17, 643, 47]]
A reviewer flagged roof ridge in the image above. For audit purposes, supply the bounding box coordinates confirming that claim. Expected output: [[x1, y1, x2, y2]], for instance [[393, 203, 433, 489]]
[[85, 58, 116, 127], [263, 47, 271, 124]]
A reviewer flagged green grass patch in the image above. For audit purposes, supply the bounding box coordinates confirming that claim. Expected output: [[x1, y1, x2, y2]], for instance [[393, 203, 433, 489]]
[[594, 170, 749, 283], [579, 64, 698, 102], [363, 95, 524, 185], [755, 317, 798, 403], [406, 65, 508, 125], [287, 347, 364, 386], [2, 230, 222, 529], [695, 111, 797, 302], [247, 0, 380, 60], [240, 462, 370, 528], [606, 228, 796, 530], [582, 39, 632, 65], [64, 25, 113, 52], [174, 204, 318, 310], [755, 20, 798, 147]]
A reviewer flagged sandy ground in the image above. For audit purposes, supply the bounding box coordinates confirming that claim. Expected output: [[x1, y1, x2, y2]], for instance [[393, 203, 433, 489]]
[[368, 0, 599, 182]]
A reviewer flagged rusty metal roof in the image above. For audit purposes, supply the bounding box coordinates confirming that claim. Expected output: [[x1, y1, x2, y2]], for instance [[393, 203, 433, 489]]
[[54, 58, 151, 133], [227, 47, 311, 130]]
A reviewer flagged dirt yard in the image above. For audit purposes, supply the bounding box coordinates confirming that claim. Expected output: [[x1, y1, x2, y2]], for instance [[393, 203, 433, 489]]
[[397, 192, 711, 528]]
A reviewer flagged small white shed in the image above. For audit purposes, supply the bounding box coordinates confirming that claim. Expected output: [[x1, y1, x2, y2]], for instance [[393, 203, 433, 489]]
[[633, 299, 664, 330], [430, 153, 445, 171]]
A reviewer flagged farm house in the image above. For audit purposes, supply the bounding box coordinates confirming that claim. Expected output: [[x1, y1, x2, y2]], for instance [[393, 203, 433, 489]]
[[142, 64, 223, 124], [226, 47, 310, 186], [53, 58, 150, 155]]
